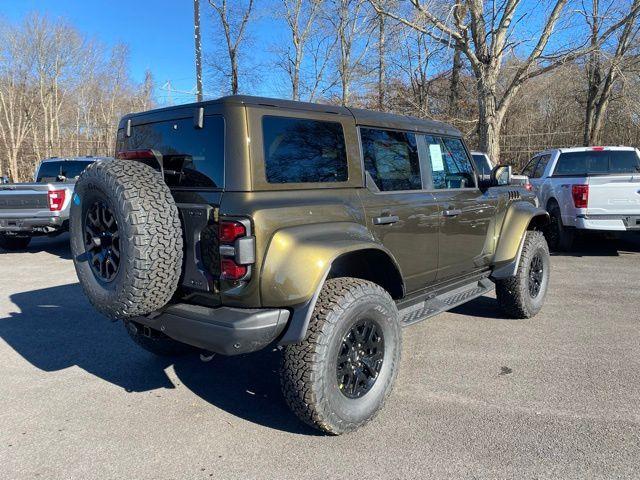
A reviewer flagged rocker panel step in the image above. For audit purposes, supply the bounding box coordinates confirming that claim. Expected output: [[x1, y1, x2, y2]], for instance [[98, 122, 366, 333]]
[[399, 278, 494, 326]]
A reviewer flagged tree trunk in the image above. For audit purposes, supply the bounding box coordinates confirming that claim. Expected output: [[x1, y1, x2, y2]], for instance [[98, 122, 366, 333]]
[[477, 76, 502, 162], [377, 13, 385, 110], [448, 45, 462, 117]]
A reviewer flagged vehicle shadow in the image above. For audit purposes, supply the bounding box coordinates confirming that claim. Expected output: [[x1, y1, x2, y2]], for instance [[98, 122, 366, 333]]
[[0, 233, 72, 260], [0, 283, 316, 435], [552, 231, 640, 258], [449, 295, 508, 320]]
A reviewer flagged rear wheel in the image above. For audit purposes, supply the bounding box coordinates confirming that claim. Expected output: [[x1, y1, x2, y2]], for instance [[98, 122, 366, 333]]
[[545, 202, 574, 251], [0, 234, 31, 251], [495, 230, 550, 319], [280, 278, 402, 435]]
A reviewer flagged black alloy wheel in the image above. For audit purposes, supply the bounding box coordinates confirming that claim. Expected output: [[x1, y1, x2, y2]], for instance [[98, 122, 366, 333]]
[[528, 253, 544, 298], [337, 319, 385, 399], [85, 201, 120, 282]]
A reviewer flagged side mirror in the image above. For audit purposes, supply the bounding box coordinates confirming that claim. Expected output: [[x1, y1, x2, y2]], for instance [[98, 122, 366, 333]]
[[491, 165, 512, 186]]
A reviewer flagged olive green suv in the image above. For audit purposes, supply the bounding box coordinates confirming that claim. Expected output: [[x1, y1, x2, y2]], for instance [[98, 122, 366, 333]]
[[69, 95, 550, 435]]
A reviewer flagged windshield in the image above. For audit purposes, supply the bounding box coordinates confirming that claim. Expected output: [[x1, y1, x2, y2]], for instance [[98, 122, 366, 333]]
[[553, 150, 640, 176], [117, 116, 225, 189], [36, 161, 94, 183]]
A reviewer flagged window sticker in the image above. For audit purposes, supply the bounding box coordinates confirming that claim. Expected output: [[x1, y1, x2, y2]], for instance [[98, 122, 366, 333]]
[[429, 144, 445, 172]]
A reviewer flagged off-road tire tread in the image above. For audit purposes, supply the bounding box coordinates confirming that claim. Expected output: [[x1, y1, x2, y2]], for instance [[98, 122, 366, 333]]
[[280, 277, 400, 435], [73, 160, 183, 319], [495, 230, 549, 319]]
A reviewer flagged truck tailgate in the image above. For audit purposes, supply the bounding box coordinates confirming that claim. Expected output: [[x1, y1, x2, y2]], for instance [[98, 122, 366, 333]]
[[0, 185, 51, 215], [586, 175, 640, 215]]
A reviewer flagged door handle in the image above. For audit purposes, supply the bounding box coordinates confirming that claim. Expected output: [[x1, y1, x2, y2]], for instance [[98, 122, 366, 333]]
[[373, 215, 400, 225], [442, 209, 462, 217]]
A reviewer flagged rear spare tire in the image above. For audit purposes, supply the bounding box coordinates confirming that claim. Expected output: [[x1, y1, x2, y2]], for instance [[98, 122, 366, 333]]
[[69, 160, 183, 319]]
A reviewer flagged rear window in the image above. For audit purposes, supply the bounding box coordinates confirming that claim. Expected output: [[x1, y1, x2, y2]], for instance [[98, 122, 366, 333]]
[[36, 161, 93, 183], [553, 150, 640, 176], [262, 116, 348, 183], [117, 116, 225, 189]]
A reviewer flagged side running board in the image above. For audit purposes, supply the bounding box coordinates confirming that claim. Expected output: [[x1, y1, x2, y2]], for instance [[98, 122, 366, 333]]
[[398, 278, 494, 326]]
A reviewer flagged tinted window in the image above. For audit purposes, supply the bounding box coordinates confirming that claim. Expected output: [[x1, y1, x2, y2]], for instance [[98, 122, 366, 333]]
[[521, 157, 539, 177], [554, 150, 640, 176], [263, 116, 348, 183], [361, 128, 421, 191], [37, 161, 94, 183], [117, 116, 225, 188], [424, 136, 475, 189], [532, 154, 550, 178], [472, 153, 492, 174]]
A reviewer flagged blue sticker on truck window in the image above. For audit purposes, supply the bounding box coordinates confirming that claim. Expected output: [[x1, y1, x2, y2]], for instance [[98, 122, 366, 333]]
[[73, 193, 80, 205]]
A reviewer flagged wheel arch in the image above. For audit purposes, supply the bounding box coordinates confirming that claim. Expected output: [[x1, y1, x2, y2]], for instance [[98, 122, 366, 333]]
[[261, 222, 404, 344]]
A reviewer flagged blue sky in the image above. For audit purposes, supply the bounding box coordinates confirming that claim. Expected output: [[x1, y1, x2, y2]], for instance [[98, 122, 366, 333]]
[[2, 0, 589, 106], [1, 0, 282, 104]]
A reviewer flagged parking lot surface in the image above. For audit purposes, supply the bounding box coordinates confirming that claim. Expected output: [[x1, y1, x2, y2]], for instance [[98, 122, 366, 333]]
[[1, 233, 639, 479]]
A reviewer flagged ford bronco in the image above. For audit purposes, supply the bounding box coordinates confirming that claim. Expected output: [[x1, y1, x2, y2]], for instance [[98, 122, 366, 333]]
[[70, 96, 550, 434]]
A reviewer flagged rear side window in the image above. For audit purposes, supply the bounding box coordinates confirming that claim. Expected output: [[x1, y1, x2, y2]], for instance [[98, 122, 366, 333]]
[[554, 150, 640, 176], [360, 128, 421, 191], [37, 161, 93, 183], [424, 136, 475, 189], [262, 116, 348, 183], [117, 116, 225, 189]]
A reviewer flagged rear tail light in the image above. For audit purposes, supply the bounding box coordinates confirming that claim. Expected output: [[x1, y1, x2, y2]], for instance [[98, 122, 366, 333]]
[[219, 221, 246, 243], [220, 258, 247, 280], [47, 190, 66, 211], [218, 219, 254, 281], [591, 146, 605, 151], [572, 184, 589, 209]]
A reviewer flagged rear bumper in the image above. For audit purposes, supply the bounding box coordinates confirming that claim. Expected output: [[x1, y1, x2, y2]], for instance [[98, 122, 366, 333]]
[[574, 214, 640, 231], [132, 304, 290, 356], [0, 215, 66, 233]]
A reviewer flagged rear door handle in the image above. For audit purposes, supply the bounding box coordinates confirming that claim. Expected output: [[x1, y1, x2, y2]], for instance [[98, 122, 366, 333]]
[[373, 215, 400, 225], [442, 209, 462, 217]]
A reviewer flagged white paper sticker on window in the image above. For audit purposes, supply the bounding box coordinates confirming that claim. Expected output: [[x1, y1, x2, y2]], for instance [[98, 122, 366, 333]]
[[429, 144, 444, 172]]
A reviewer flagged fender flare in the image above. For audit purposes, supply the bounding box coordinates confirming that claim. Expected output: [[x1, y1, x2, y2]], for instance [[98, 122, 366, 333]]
[[491, 202, 549, 279], [259, 222, 402, 344]]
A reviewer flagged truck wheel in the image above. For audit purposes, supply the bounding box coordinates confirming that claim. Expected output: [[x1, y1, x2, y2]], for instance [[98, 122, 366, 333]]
[[0, 234, 31, 251], [281, 278, 402, 435], [495, 231, 550, 319], [545, 202, 574, 251], [124, 321, 194, 357], [69, 160, 183, 319]]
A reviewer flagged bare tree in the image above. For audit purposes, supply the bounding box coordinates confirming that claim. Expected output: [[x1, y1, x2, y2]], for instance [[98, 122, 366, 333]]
[[208, 0, 255, 95], [583, 0, 640, 145], [328, 0, 373, 105], [279, 0, 324, 100], [369, 0, 640, 161]]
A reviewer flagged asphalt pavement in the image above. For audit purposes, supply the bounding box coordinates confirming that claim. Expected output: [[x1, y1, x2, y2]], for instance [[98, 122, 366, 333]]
[[1, 232, 639, 479]]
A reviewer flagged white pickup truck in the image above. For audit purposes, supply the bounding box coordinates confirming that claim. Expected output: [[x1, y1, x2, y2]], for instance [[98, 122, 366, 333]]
[[0, 157, 105, 250], [521, 146, 640, 250]]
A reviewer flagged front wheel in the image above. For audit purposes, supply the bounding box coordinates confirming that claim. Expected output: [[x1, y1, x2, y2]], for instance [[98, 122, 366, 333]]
[[0, 234, 31, 251], [280, 278, 402, 435], [495, 230, 550, 319]]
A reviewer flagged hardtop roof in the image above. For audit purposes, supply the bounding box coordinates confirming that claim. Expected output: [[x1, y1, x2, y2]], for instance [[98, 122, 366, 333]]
[[122, 95, 461, 137]]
